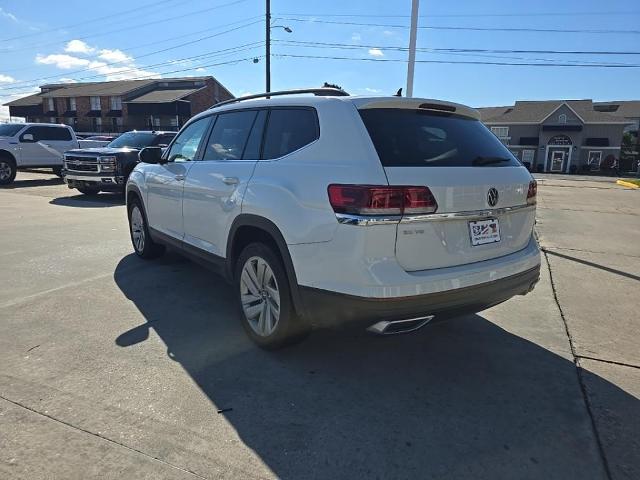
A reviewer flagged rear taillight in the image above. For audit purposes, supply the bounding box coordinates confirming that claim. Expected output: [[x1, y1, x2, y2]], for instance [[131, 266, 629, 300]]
[[328, 185, 438, 216], [527, 180, 537, 205]]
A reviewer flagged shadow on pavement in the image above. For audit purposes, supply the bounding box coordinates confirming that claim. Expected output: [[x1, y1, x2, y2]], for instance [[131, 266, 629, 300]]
[[50, 193, 124, 208], [113, 253, 638, 480], [2, 177, 64, 189], [545, 249, 640, 282]]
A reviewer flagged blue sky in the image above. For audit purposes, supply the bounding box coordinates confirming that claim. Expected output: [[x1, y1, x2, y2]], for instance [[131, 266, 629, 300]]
[[0, 0, 639, 120]]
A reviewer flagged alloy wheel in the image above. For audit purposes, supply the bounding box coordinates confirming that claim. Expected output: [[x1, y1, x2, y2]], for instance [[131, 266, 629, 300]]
[[130, 206, 145, 253], [0, 161, 11, 181], [240, 256, 281, 337]]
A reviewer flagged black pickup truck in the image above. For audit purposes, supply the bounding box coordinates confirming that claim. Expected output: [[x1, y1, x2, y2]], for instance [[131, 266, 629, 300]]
[[63, 130, 176, 195]]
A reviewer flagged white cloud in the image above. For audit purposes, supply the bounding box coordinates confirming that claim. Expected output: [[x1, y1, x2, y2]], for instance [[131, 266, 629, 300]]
[[36, 53, 91, 69], [58, 77, 78, 83], [364, 87, 381, 93], [98, 49, 133, 64], [65, 40, 95, 54], [382, 30, 394, 36], [0, 74, 16, 83], [195, 67, 206, 72], [351, 32, 362, 42], [368, 48, 384, 57], [0, 7, 18, 22]]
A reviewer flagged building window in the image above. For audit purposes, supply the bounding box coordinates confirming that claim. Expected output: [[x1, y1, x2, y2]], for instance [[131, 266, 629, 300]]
[[68, 97, 76, 111], [490, 126, 510, 145], [169, 117, 178, 127], [47, 98, 55, 112], [153, 117, 161, 128], [558, 113, 567, 124], [522, 149, 535, 164], [49, 117, 56, 124], [110, 96, 122, 111], [588, 151, 602, 170], [90, 96, 101, 111], [93, 117, 102, 132]]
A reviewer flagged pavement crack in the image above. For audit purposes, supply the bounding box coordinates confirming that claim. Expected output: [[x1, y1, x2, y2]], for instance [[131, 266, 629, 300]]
[[576, 355, 640, 370], [0, 394, 209, 480], [543, 250, 613, 480]]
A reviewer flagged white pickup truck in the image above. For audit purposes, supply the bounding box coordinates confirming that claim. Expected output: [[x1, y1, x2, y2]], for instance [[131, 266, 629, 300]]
[[0, 123, 108, 185]]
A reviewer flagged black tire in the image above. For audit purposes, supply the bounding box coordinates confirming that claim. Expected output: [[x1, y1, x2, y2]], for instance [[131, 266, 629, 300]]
[[77, 187, 100, 195], [0, 155, 17, 186], [53, 166, 63, 178], [234, 242, 310, 349], [127, 197, 165, 259]]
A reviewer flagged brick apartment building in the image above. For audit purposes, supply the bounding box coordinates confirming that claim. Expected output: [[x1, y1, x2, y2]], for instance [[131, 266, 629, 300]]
[[4, 76, 234, 133]]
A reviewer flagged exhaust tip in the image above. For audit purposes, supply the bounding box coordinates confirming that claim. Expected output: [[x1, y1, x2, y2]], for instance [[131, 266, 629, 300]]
[[367, 315, 434, 336]]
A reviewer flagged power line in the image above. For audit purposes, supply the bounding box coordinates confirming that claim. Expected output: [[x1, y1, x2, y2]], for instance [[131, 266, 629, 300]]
[[0, 0, 186, 42], [278, 17, 640, 35], [0, 20, 264, 92], [274, 53, 640, 68], [273, 41, 639, 66], [274, 39, 640, 56], [275, 11, 640, 18], [0, 42, 265, 94], [0, 0, 252, 53]]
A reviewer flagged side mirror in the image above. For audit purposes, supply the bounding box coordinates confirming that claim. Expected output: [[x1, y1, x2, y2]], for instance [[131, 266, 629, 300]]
[[21, 133, 35, 142], [139, 146, 164, 164]]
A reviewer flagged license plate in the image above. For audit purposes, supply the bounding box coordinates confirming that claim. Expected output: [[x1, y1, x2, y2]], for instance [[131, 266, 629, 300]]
[[469, 218, 500, 246]]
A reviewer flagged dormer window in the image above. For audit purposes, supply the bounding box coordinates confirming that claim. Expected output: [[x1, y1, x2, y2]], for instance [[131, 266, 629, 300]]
[[558, 113, 567, 124]]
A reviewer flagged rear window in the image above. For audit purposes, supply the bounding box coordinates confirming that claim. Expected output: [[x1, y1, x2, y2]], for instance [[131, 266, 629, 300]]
[[108, 132, 159, 149], [359, 108, 521, 167]]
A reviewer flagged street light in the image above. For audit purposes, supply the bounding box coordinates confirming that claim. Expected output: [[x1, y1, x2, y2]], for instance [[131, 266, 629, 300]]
[[266, 0, 293, 93]]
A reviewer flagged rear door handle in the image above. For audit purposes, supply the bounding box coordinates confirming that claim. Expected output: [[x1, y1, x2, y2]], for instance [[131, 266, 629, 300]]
[[175, 174, 185, 181], [223, 176, 239, 185]]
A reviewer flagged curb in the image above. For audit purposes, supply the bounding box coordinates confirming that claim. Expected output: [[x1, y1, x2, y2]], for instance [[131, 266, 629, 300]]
[[616, 180, 640, 189]]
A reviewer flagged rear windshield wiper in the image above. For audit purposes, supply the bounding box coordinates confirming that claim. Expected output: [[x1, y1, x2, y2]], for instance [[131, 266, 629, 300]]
[[472, 156, 512, 166]]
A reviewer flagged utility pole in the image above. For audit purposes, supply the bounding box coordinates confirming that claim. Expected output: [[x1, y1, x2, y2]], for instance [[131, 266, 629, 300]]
[[266, 0, 271, 93], [406, 0, 420, 97]]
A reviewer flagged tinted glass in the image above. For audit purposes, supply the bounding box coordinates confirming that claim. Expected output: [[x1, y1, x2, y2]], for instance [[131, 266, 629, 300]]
[[41, 126, 72, 141], [203, 110, 257, 161], [0, 124, 24, 137], [243, 110, 267, 159], [153, 133, 177, 147], [166, 118, 210, 161], [262, 108, 319, 160], [359, 108, 521, 167], [108, 132, 158, 149]]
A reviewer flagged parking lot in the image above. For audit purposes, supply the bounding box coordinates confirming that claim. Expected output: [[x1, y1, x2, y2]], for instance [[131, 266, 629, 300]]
[[0, 171, 638, 479]]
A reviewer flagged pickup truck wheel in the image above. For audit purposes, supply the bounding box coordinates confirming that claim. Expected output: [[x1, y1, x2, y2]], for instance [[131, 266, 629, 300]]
[[127, 199, 165, 259], [77, 187, 100, 195], [235, 243, 309, 349], [0, 156, 17, 185]]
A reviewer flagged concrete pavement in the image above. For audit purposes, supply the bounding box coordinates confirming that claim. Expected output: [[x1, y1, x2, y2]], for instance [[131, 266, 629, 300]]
[[0, 170, 637, 479]]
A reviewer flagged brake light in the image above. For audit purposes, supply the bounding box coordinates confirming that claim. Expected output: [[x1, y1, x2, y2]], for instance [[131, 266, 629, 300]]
[[527, 180, 537, 205], [328, 185, 438, 215]]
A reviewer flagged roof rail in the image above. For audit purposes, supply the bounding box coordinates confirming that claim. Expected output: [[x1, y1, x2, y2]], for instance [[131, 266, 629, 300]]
[[210, 88, 349, 109]]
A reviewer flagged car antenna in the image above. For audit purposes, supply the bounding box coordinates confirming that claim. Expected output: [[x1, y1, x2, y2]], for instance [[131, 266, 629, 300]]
[[395, 88, 402, 97]]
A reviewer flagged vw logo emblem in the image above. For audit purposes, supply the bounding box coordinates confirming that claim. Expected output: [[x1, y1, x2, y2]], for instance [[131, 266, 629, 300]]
[[487, 188, 499, 207]]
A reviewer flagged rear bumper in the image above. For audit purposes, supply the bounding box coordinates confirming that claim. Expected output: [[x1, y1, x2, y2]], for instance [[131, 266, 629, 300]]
[[300, 264, 540, 328]]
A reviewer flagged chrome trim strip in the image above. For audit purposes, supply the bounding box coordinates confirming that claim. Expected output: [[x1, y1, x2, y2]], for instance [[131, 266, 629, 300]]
[[65, 174, 118, 182], [335, 213, 402, 226], [401, 204, 535, 223], [367, 315, 435, 335], [336, 204, 534, 226]]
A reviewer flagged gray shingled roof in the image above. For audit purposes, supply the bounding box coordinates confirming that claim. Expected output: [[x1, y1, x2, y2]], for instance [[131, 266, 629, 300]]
[[594, 101, 640, 119], [477, 106, 512, 122], [4, 93, 43, 107], [39, 80, 155, 98], [126, 88, 204, 103], [482, 100, 629, 124]]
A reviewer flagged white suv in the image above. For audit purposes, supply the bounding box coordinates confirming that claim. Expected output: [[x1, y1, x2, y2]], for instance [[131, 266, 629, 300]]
[[126, 88, 540, 349]]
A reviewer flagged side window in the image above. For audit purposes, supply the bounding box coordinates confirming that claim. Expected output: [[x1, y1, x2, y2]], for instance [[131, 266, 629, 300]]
[[243, 110, 267, 159], [21, 126, 43, 142], [202, 110, 258, 161], [166, 118, 210, 162], [262, 108, 319, 160], [42, 127, 72, 141]]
